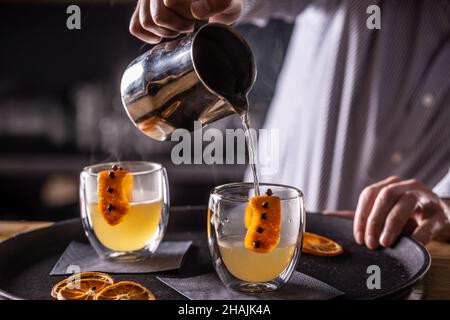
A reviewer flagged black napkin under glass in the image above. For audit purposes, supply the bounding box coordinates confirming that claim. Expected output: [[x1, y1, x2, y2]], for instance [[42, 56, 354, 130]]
[[157, 272, 344, 300], [50, 241, 192, 275]]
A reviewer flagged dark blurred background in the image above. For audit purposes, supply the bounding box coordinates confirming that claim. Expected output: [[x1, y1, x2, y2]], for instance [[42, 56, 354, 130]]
[[0, 1, 293, 221]]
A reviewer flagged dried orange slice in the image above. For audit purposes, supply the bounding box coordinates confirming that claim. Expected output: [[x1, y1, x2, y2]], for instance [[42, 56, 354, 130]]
[[244, 191, 282, 253], [56, 277, 114, 300], [51, 272, 114, 298], [302, 232, 343, 256], [94, 281, 156, 300], [98, 165, 133, 226]]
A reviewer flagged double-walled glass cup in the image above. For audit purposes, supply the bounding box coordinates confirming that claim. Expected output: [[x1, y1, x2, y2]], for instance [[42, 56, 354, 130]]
[[208, 183, 305, 293], [80, 161, 169, 261]]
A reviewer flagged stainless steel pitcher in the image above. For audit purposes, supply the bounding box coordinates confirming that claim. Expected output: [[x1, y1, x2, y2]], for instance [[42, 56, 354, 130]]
[[120, 23, 256, 141]]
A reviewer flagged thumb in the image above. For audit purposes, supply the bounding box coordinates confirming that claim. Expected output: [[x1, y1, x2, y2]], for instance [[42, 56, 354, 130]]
[[190, 0, 233, 19], [209, 2, 243, 25]]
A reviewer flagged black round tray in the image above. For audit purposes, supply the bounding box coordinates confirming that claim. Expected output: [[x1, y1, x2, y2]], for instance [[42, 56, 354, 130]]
[[0, 209, 430, 300]]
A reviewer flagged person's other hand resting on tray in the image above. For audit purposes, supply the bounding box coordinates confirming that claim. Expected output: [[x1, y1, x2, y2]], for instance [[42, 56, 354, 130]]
[[326, 176, 450, 248]]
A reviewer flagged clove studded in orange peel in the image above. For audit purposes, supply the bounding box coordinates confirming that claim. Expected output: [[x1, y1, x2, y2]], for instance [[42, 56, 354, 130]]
[[97, 165, 133, 226], [244, 188, 282, 253]]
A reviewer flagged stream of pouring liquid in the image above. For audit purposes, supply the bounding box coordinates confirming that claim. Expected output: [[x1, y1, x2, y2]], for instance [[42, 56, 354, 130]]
[[232, 96, 260, 196]]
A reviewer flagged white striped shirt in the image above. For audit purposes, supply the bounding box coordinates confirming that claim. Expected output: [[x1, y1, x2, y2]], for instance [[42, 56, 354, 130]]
[[242, 0, 450, 211]]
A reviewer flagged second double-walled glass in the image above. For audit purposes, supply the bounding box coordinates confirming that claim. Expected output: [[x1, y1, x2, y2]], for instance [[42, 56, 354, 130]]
[[208, 183, 306, 293], [80, 161, 169, 261]]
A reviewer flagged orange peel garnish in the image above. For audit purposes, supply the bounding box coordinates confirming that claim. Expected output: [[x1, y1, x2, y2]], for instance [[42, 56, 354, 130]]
[[97, 165, 133, 226], [302, 232, 343, 256], [94, 281, 156, 300], [244, 194, 281, 253], [244, 203, 253, 229]]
